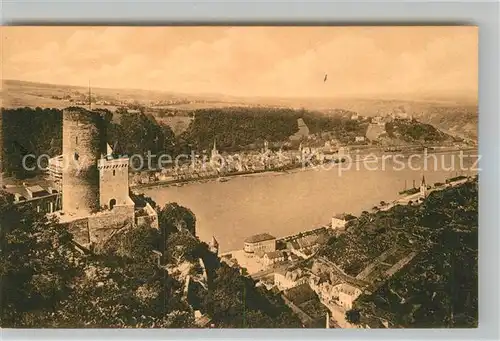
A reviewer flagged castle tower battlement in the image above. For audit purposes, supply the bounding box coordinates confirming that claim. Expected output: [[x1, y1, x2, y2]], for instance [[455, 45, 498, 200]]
[[98, 155, 130, 209], [62, 108, 106, 214]]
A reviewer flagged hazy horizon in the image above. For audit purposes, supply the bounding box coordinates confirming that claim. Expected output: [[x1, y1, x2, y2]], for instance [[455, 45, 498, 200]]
[[1, 78, 477, 105], [2, 26, 478, 100]]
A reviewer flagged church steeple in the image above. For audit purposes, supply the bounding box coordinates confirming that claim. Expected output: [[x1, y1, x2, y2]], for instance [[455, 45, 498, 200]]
[[211, 139, 219, 160], [420, 174, 427, 198], [209, 235, 219, 255]]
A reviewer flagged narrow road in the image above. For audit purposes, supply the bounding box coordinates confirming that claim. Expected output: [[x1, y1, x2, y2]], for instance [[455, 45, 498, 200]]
[[250, 268, 274, 280]]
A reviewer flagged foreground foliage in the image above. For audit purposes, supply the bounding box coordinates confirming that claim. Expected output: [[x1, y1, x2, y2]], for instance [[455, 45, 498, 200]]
[[0, 193, 301, 328], [319, 179, 478, 328]]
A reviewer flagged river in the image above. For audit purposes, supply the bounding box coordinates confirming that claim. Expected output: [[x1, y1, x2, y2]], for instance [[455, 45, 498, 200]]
[[143, 151, 478, 252]]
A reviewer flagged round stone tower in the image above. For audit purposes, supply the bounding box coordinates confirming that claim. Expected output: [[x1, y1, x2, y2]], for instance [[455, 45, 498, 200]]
[[62, 107, 106, 214]]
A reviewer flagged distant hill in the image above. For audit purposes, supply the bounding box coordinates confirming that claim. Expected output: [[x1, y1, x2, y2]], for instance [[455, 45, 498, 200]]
[[384, 119, 454, 144], [327, 100, 477, 142], [1, 79, 196, 110], [414, 106, 478, 141], [2, 79, 477, 142]]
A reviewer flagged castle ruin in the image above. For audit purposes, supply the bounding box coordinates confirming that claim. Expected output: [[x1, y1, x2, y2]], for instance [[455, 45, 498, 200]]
[[55, 107, 156, 248]]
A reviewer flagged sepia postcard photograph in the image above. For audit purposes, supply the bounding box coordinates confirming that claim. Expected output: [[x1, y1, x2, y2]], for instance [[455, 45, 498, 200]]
[[0, 26, 478, 329]]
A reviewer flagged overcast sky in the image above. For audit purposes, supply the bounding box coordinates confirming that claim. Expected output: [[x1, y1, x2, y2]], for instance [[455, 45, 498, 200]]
[[2, 26, 477, 99]]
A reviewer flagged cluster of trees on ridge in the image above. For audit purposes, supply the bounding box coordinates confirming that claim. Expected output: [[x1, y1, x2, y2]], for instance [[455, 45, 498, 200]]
[[1, 106, 454, 178], [2, 107, 62, 179], [1, 106, 356, 176], [385, 118, 450, 143]]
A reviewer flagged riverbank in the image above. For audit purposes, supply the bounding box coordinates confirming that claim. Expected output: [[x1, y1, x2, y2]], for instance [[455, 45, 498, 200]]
[[131, 168, 290, 190], [131, 146, 476, 190], [218, 175, 476, 275]]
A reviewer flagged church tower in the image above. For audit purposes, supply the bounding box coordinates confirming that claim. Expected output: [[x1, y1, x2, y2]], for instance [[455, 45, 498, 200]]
[[209, 235, 219, 255], [420, 174, 427, 198], [211, 139, 219, 160]]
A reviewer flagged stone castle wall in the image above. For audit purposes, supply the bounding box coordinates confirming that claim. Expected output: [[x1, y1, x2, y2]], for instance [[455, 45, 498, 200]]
[[87, 204, 135, 244], [64, 203, 135, 247], [65, 217, 91, 245], [136, 203, 159, 229]]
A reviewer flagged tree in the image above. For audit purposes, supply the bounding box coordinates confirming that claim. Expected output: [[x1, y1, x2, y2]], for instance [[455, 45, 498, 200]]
[[345, 309, 361, 325], [0, 191, 198, 328], [103, 225, 161, 281], [201, 264, 302, 328], [344, 213, 357, 221], [0, 190, 303, 329], [0, 191, 83, 327], [130, 192, 158, 209], [344, 180, 478, 328], [158, 202, 196, 237], [53, 256, 195, 328], [2, 108, 62, 178], [93, 108, 113, 123], [165, 230, 200, 264]]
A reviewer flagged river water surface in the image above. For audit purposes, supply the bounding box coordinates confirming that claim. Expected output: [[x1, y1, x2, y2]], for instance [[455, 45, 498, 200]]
[[143, 151, 477, 252]]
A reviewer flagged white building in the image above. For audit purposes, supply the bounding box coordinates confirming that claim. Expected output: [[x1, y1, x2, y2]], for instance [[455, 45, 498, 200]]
[[355, 136, 366, 142], [244, 233, 276, 253], [274, 268, 308, 291], [337, 146, 348, 157], [331, 213, 353, 230], [263, 250, 286, 266], [337, 283, 362, 310], [47, 155, 64, 185], [286, 233, 323, 260]]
